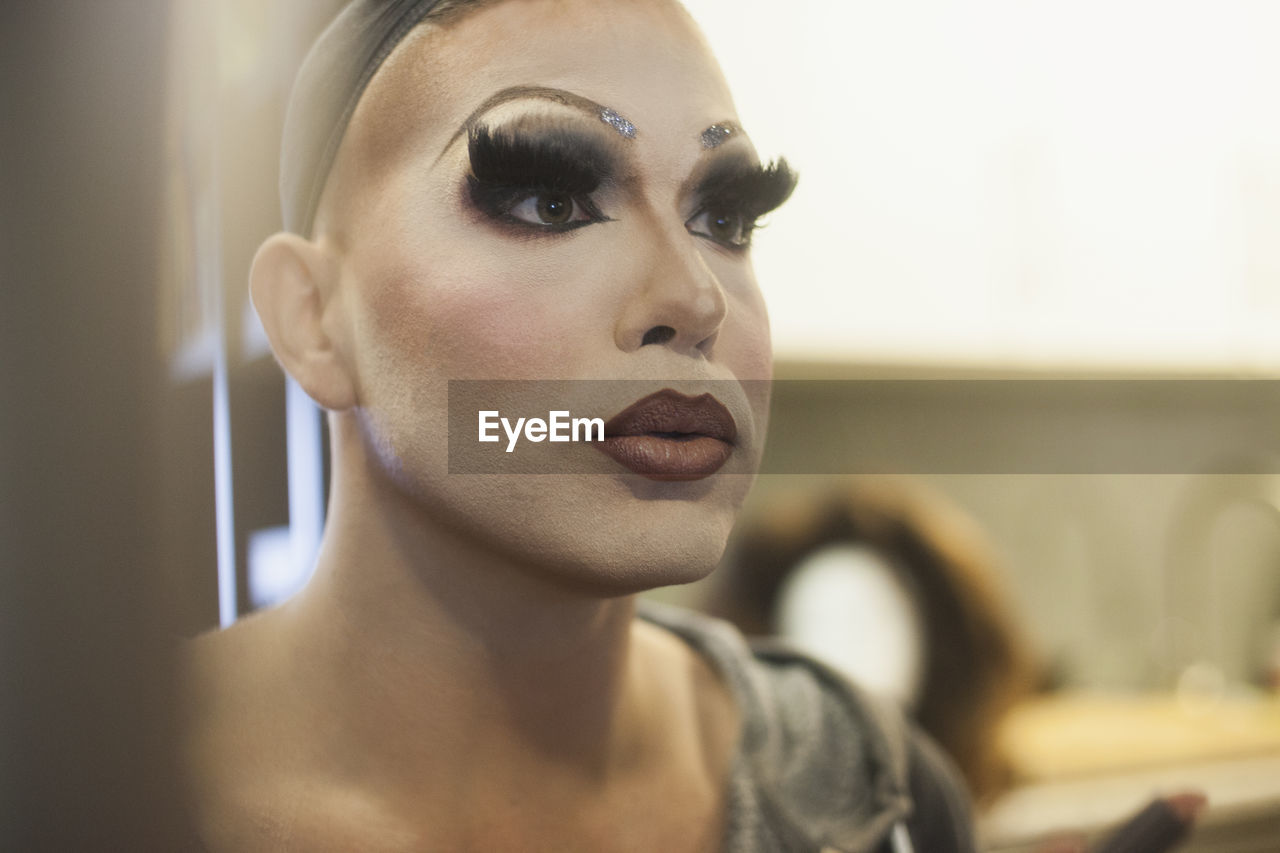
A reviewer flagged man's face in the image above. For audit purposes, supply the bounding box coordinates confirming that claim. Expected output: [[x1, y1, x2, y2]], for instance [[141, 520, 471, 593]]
[[314, 0, 781, 592]]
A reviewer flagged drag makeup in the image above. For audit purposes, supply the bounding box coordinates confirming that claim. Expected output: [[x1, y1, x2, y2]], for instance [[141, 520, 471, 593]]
[[440, 85, 640, 159], [465, 121, 618, 233], [684, 153, 797, 250], [700, 122, 736, 149], [463, 108, 796, 248], [599, 107, 637, 139]]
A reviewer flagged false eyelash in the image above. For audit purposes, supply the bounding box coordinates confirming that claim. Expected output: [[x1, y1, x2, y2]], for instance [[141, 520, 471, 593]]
[[684, 157, 798, 251], [465, 124, 616, 223], [695, 156, 799, 223]]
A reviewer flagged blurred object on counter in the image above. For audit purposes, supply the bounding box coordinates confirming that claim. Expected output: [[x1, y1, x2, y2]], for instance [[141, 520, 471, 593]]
[[1091, 791, 1206, 853], [707, 477, 1039, 803], [984, 750, 1280, 853], [1263, 619, 1280, 692], [1001, 691, 1280, 782], [1164, 465, 1280, 694], [987, 690, 1280, 853]]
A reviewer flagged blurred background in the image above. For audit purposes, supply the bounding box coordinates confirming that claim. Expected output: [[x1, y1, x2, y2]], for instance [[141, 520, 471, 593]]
[[2, 0, 1278, 849], [683, 2, 1280, 849]]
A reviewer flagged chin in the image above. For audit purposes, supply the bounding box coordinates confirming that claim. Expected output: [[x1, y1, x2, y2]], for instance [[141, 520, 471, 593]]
[[567, 522, 733, 596], [443, 472, 747, 597], [533, 541, 729, 599]]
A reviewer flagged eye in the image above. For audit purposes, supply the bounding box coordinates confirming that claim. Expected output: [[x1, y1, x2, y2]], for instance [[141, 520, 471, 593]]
[[686, 206, 751, 249], [464, 125, 617, 236], [506, 191, 594, 228]]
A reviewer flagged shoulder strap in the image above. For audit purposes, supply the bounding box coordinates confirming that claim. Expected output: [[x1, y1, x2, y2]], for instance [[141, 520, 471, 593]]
[[880, 728, 978, 853]]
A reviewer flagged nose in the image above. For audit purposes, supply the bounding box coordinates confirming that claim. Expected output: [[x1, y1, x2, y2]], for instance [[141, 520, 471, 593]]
[[614, 229, 729, 357]]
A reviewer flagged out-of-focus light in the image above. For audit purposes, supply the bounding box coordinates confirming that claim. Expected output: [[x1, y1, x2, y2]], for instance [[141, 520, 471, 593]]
[[684, 0, 1280, 371]]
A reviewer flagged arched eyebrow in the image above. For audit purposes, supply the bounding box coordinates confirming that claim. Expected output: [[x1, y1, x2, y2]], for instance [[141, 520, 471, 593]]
[[437, 85, 634, 163]]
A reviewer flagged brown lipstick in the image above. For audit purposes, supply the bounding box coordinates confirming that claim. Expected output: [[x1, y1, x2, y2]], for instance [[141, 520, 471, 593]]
[[596, 389, 737, 481]]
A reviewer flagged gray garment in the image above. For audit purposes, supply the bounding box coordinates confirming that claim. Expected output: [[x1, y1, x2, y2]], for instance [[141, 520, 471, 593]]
[[638, 601, 975, 853]]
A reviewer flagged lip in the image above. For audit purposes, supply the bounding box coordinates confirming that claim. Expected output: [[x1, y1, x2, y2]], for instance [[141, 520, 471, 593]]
[[595, 389, 738, 481]]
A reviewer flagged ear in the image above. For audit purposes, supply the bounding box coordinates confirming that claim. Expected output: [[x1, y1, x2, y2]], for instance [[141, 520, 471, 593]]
[[249, 233, 357, 411]]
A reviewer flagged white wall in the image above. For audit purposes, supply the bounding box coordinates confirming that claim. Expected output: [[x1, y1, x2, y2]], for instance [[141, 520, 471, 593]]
[[682, 0, 1280, 371]]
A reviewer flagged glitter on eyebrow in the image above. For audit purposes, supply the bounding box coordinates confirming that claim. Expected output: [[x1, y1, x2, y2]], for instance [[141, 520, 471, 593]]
[[700, 123, 735, 149], [599, 107, 637, 139]]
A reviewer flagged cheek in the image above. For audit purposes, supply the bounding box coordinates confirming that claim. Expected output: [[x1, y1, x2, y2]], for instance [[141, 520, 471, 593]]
[[720, 278, 773, 446], [351, 173, 612, 379], [361, 251, 603, 380], [723, 279, 773, 382]]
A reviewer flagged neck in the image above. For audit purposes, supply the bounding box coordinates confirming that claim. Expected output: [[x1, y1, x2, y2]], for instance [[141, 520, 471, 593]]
[[281, 417, 658, 795]]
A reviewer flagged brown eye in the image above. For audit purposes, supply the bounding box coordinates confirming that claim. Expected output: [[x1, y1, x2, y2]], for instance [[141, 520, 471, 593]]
[[707, 209, 742, 243], [536, 193, 573, 225], [506, 191, 592, 229], [686, 207, 751, 248]]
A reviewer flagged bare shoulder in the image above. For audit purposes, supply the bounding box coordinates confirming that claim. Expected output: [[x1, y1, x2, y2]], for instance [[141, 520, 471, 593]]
[[180, 612, 423, 853], [181, 611, 294, 850], [632, 617, 740, 778], [181, 608, 290, 774]]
